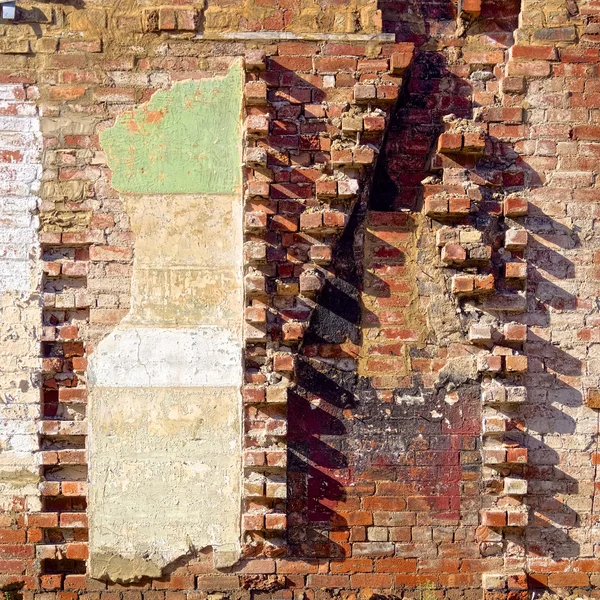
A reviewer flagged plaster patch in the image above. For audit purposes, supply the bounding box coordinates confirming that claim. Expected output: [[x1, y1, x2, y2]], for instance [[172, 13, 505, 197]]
[[100, 64, 243, 195], [90, 63, 244, 581], [89, 386, 241, 582], [89, 327, 242, 388]]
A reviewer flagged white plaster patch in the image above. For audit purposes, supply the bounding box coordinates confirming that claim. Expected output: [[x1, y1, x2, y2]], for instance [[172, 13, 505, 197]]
[[89, 326, 242, 388]]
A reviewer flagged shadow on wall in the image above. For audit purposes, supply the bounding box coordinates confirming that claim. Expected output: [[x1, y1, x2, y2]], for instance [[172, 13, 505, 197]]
[[288, 0, 587, 576]]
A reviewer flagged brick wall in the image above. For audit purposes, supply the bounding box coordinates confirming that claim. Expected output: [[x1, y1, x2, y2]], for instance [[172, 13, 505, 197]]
[[1, 0, 600, 597]]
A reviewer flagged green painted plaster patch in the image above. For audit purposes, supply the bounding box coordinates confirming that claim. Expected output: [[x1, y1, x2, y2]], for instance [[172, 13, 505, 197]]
[[101, 62, 243, 195]]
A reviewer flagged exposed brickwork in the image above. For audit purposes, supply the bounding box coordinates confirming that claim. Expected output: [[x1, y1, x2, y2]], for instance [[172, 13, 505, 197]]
[[1, 0, 600, 597]]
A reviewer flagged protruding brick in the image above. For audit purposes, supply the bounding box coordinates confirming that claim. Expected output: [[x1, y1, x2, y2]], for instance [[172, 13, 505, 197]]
[[449, 196, 472, 215], [507, 510, 528, 526], [246, 114, 269, 136], [506, 447, 528, 463], [425, 196, 449, 217], [504, 197, 528, 217], [504, 229, 527, 250], [452, 275, 474, 294], [481, 510, 507, 527], [342, 115, 363, 133], [482, 573, 506, 590], [245, 81, 268, 105], [504, 322, 527, 342], [478, 354, 503, 373], [316, 179, 338, 198], [504, 478, 527, 495], [354, 84, 376, 103], [483, 416, 507, 435], [437, 133, 462, 153], [246, 146, 268, 167], [505, 261, 527, 279], [338, 178, 359, 198], [245, 50, 267, 71], [505, 355, 528, 373], [463, 132, 486, 153], [469, 324, 493, 344], [441, 243, 466, 263], [390, 51, 413, 74], [310, 244, 332, 264], [475, 274, 495, 293], [587, 389, 600, 409]]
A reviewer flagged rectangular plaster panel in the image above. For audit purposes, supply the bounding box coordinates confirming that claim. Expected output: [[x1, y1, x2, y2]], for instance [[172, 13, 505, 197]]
[[99, 66, 243, 195], [89, 63, 244, 582]]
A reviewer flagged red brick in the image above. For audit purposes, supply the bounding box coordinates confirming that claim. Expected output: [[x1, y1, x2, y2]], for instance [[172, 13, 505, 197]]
[[315, 57, 357, 73], [376, 558, 417, 573], [350, 574, 393, 588], [548, 573, 590, 587], [363, 497, 407, 511], [89, 246, 132, 262], [437, 133, 462, 152], [0, 529, 25, 543], [65, 543, 88, 560], [481, 510, 506, 527], [306, 575, 350, 588]]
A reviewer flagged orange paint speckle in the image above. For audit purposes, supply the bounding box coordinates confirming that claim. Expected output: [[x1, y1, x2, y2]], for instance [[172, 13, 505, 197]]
[[145, 109, 166, 124]]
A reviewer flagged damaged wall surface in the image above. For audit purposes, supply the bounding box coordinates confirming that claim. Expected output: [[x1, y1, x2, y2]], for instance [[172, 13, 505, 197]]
[[0, 85, 42, 517], [2, 0, 600, 598], [88, 64, 244, 582]]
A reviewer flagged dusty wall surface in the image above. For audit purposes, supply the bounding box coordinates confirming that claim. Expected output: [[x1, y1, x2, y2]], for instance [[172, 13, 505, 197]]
[[1, 0, 600, 598], [88, 65, 245, 582]]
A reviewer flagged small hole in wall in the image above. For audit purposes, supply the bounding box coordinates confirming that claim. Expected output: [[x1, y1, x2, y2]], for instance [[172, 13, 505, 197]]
[[42, 559, 86, 575]]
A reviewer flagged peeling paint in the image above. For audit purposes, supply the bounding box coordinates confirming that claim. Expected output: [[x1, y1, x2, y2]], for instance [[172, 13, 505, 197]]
[[100, 64, 243, 195]]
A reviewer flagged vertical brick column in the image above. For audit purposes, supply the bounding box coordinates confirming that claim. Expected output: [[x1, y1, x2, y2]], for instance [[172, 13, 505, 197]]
[[240, 40, 414, 557]]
